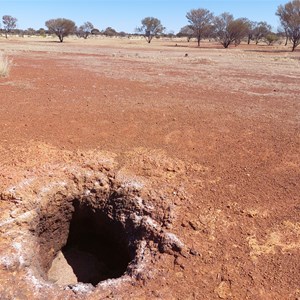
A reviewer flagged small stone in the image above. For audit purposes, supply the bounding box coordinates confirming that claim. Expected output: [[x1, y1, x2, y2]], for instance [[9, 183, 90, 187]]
[[190, 249, 199, 256], [180, 250, 189, 258], [189, 220, 200, 231], [175, 271, 184, 278], [215, 281, 232, 299], [175, 257, 185, 269]]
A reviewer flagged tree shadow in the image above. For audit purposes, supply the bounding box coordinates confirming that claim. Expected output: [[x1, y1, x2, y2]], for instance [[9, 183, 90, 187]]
[[28, 40, 63, 44], [244, 49, 294, 54], [164, 43, 224, 49]]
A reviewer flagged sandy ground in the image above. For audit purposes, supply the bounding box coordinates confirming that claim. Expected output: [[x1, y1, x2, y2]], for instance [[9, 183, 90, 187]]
[[0, 36, 300, 299]]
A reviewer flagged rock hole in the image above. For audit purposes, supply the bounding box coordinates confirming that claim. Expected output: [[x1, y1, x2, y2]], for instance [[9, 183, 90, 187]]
[[61, 200, 131, 285], [39, 197, 135, 287]]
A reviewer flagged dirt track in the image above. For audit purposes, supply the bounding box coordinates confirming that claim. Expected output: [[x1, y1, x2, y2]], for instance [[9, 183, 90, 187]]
[[0, 37, 300, 299]]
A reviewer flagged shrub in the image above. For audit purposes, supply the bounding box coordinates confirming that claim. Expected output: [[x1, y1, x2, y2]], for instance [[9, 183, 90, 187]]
[[0, 53, 12, 77], [264, 33, 280, 45]]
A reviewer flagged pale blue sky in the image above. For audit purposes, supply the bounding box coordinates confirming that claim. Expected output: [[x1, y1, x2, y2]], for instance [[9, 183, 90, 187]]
[[0, 0, 284, 33]]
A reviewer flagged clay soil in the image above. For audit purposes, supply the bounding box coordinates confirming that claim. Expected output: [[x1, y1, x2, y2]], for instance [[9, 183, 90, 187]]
[[0, 36, 300, 299]]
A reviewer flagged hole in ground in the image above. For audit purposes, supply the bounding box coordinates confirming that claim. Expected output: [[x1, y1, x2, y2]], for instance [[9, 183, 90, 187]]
[[61, 200, 131, 285], [41, 198, 136, 287]]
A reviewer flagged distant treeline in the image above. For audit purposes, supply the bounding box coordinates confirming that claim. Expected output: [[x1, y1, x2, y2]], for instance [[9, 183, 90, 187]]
[[1, 0, 299, 51]]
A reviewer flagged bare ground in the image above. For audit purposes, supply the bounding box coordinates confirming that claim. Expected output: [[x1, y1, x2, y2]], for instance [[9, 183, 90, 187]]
[[0, 37, 300, 299]]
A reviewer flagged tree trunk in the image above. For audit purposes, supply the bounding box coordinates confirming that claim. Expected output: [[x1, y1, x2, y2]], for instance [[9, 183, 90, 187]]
[[222, 41, 230, 48], [146, 35, 152, 43], [197, 36, 200, 47], [5, 31, 8, 39], [285, 34, 288, 46], [59, 34, 63, 42]]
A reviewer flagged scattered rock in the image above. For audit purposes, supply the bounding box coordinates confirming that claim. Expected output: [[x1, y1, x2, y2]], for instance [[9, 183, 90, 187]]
[[188, 220, 200, 231], [215, 281, 232, 299], [174, 256, 185, 269], [189, 248, 199, 256], [48, 251, 78, 286]]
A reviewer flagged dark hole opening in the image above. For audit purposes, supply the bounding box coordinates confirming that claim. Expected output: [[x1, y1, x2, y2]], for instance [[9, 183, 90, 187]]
[[61, 200, 132, 286]]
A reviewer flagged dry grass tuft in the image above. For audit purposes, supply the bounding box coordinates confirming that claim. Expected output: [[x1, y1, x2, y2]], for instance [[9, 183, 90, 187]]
[[0, 53, 12, 77]]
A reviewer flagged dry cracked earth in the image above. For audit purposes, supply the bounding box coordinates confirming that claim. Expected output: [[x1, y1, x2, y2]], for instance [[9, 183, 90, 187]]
[[0, 37, 300, 299]]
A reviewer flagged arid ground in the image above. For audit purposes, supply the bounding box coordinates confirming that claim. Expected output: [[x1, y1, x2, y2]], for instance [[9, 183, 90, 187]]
[[0, 36, 299, 299]]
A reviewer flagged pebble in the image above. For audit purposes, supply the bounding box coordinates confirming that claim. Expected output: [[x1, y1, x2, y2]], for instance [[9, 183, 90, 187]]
[[190, 248, 199, 256]]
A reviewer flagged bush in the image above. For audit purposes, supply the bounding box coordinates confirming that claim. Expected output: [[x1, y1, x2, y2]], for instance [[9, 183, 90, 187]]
[[0, 53, 12, 77], [264, 33, 280, 45]]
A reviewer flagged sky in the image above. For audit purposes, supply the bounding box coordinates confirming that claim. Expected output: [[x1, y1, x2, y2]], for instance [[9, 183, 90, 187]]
[[0, 0, 284, 33]]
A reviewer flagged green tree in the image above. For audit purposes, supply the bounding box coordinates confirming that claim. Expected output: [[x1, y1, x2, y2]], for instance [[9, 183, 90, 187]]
[[102, 27, 118, 37], [136, 17, 165, 43], [276, 0, 300, 51], [37, 28, 46, 37], [45, 18, 76, 42], [26, 28, 36, 36], [239, 18, 256, 44], [186, 8, 214, 46], [91, 28, 100, 35], [2, 15, 17, 38], [76, 22, 94, 39], [177, 25, 194, 42], [264, 33, 280, 45], [213, 13, 249, 48], [252, 21, 272, 44]]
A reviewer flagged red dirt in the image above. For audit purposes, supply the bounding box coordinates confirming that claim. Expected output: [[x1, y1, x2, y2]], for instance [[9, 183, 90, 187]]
[[0, 37, 300, 299]]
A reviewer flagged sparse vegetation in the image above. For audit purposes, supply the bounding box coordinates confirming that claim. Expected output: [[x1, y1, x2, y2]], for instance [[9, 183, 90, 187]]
[[76, 21, 94, 39], [0, 2, 298, 51], [0, 53, 11, 77], [264, 33, 280, 45], [186, 8, 214, 47], [177, 25, 194, 42], [252, 21, 272, 44], [2, 15, 18, 38], [102, 27, 118, 37], [276, 0, 300, 51], [45, 18, 76, 42], [213, 13, 249, 48], [136, 17, 165, 43]]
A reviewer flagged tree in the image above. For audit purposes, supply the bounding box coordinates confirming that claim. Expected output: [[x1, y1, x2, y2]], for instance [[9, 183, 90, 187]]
[[76, 21, 94, 39], [25, 28, 36, 36], [186, 8, 214, 46], [177, 25, 194, 42], [239, 18, 256, 44], [213, 13, 249, 48], [45, 18, 76, 42], [118, 31, 127, 37], [162, 30, 175, 39], [14, 29, 24, 37], [264, 32, 280, 45], [278, 25, 290, 45], [102, 27, 118, 37], [136, 17, 165, 43], [37, 28, 47, 37], [91, 28, 100, 35], [276, 0, 300, 51], [252, 21, 272, 44], [2, 15, 17, 38]]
